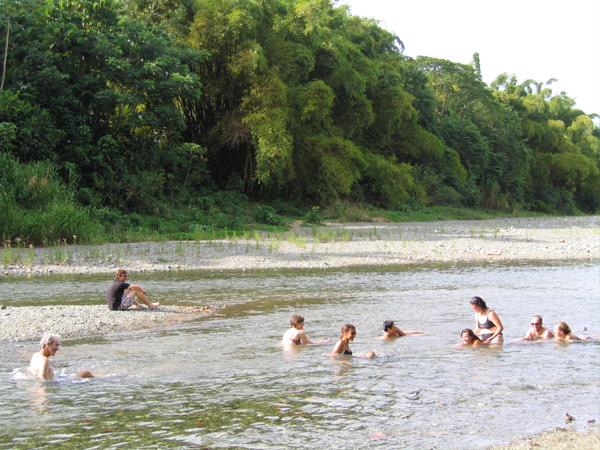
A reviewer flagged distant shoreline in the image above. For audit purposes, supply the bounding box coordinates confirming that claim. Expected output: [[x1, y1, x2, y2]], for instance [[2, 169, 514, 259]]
[[1, 216, 598, 277]]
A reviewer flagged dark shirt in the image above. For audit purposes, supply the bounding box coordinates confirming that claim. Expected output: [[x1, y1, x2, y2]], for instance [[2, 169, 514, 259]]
[[107, 280, 130, 310]]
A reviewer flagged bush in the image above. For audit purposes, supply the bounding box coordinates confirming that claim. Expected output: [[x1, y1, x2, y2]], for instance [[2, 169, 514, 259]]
[[361, 153, 424, 209], [252, 204, 285, 225], [0, 154, 100, 244]]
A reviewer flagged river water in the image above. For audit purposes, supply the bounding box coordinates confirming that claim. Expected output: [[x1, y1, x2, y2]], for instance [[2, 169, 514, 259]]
[[1, 263, 599, 449]]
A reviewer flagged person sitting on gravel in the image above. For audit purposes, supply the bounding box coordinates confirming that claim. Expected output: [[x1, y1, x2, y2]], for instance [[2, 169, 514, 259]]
[[106, 269, 159, 311], [29, 334, 94, 380]]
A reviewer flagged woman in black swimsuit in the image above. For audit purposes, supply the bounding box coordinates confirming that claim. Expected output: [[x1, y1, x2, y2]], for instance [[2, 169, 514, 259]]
[[331, 324, 376, 358], [332, 324, 356, 356], [470, 296, 504, 345]]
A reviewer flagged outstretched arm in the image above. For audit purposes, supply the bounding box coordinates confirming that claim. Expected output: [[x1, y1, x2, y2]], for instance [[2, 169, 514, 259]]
[[402, 330, 424, 336]]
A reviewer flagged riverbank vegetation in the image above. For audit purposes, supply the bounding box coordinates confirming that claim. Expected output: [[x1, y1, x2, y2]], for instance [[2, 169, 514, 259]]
[[1, 0, 598, 245]]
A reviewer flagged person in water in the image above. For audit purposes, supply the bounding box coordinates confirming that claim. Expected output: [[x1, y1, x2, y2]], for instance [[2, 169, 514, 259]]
[[470, 296, 504, 345], [554, 322, 585, 342], [106, 269, 159, 311], [381, 320, 424, 339], [459, 328, 483, 347], [28, 334, 94, 380], [282, 315, 312, 346], [331, 324, 376, 358], [522, 315, 554, 340]]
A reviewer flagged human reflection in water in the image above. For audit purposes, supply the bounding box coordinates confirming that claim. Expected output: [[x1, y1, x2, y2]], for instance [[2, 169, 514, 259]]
[[27, 383, 49, 414]]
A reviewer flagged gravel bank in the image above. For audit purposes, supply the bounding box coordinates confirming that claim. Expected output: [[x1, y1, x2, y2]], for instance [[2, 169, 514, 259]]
[[494, 425, 600, 449], [0, 305, 214, 343], [1, 216, 599, 277], [1, 216, 597, 344]]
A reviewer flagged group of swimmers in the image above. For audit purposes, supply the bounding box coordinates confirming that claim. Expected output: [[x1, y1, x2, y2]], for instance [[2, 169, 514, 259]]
[[281, 296, 593, 358], [26, 280, 592, 381]]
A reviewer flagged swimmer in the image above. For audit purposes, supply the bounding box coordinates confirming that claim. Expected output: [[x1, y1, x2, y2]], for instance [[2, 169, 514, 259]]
[[381, 320, 424, 339], [282, 315, 312, 346], [458, 328, 483, 347], [522, 315, 554, 340], [470, 296, 504, 345], [331, 324, 376, 358], [554, 322, 585, 342], [107, 269, 159, 311], [28, 334, 60, 380], [28, 334, 95, 381]]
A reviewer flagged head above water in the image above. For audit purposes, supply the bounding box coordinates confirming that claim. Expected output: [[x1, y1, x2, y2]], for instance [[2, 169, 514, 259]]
[[470, 296, 487, 311], [383, 320, 394, 332], [290, 314, 305, 328], [530, 315, 543, 327], [341, 324, 356, 339], [461, 328, 480, 344], [556, 321, 571, 335], [39, 333, 60, 350]]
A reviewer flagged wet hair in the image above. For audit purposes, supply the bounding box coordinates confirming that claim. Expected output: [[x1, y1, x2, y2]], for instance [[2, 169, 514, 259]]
[[531, 315, 543, 324], [556, 321, 571, 335], [461, 328, 481, 344], [290, 314, 304, 327], [340, 324, 356, 339], [116, 268, 128, 278], [39, 334, 60, 349], [470, 296, 487, 310], [383, 320, 394, 332]]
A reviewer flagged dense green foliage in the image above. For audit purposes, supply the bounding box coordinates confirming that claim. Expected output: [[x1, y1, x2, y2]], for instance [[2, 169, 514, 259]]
[[0, 0, 598, 243]]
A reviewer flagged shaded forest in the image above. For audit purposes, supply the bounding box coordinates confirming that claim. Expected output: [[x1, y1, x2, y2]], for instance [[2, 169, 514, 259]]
[[1, 0, 598, 243]]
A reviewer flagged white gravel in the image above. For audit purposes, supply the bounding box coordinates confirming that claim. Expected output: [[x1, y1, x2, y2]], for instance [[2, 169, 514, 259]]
[[1, 216, 598, 276], [1, 216, 597, 343], [0, 305, 214, 342]]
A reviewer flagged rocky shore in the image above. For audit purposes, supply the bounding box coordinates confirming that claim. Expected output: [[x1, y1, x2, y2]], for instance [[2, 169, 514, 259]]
[[2, 216, 598, 277], [494, 425, 600, 450], [0, 304, 215, 343], [1, 216, 598, 344]]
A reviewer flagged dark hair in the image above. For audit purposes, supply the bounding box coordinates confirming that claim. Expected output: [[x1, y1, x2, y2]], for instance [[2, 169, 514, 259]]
[[470, 296, 487, 310], [290, 315, 304, 327], [461, 328, 481, 343], [383, 320, 394, 332]]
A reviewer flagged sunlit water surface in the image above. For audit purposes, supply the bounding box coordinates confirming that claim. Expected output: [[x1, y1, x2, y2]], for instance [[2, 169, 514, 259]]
[[1, 263, 599, 449]]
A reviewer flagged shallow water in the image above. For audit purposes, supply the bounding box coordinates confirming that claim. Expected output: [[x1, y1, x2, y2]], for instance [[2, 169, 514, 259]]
[[1, 263, 599, 449]]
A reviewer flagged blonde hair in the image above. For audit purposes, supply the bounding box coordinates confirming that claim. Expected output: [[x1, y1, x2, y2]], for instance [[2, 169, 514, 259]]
[[116, 268, 128, 278], [39, 334, 60, 349], [556, 321, 571, 335]]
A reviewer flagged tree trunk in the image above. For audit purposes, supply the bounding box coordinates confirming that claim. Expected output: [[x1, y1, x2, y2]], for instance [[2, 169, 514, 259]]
[[1, 17, 10, 91]]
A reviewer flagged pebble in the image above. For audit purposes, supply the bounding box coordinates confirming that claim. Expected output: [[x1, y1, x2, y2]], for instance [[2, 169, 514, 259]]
[[0, 305, 215, 343]]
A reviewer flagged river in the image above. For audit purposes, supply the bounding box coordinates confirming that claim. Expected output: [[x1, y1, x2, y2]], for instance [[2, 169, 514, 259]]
[[1, 262, 599, 449]]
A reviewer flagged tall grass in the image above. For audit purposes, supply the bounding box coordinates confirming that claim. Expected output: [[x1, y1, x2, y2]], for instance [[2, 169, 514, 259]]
[[0, 154, 101, 245]]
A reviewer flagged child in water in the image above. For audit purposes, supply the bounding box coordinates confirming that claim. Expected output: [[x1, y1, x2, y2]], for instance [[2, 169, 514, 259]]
[[282, 315, 312, 346]]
